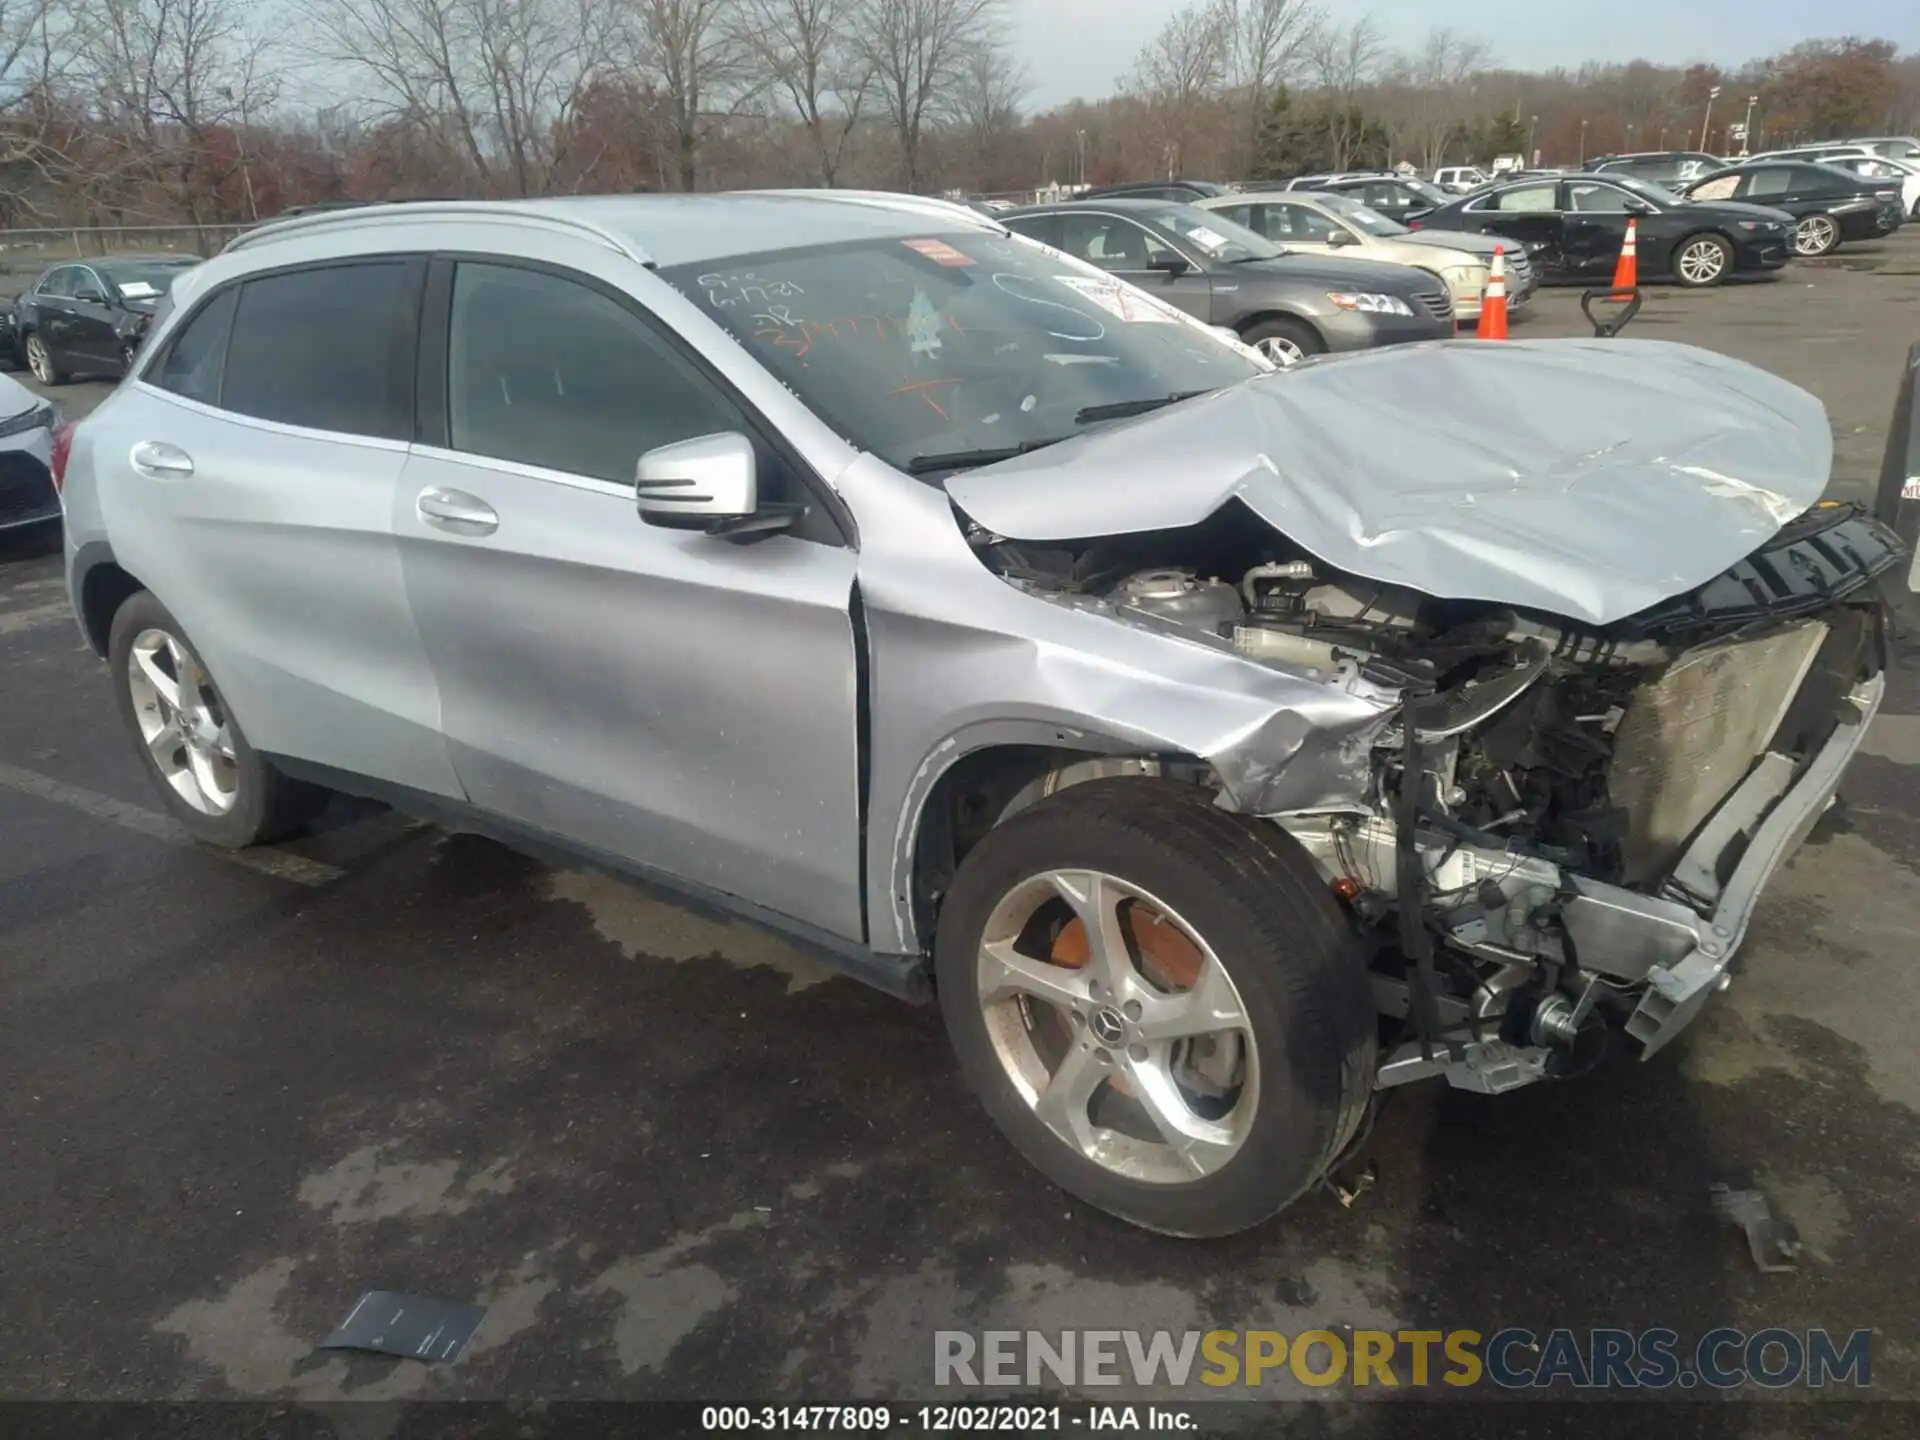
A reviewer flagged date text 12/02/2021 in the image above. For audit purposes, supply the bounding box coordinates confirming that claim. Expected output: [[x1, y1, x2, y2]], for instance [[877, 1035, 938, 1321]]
[[700, 1406, 1195, 1432]]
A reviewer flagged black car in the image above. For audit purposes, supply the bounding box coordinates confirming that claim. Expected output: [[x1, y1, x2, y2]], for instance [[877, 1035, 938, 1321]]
[[13, 254, 200, 385], [1075, 180, 1233, 202], [1284, 174, 1455, 225], [1590, 151, 1726, 186], [0, 296, 24, 370], [1681, 163, 1905, 257], [1000, 199, 1455, 363], [1410, 172, 1795, 288]]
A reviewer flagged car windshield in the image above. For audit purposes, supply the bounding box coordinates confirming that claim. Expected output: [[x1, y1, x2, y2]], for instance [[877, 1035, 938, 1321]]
[[660, 232, 1266, 476], [1316, 195, 1408, 236], [1143, 206, 1282, 262], [101, 261, 194, 299], [1399, 179, 1450, 206]]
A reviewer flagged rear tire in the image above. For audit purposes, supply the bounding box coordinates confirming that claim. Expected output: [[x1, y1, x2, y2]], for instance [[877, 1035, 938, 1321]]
[[1240, 316, 1324, 366], [1793, 215, 1841, 258], [108, 591, 329, 848], [934, 778, 1377, 1238]]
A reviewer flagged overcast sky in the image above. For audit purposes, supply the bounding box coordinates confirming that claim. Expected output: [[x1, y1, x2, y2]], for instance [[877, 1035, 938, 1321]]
[[1017, 0, 1920, 109]]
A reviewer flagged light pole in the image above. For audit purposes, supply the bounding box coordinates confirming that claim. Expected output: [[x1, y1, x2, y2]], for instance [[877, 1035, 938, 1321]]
[[1700, 85, 1721, 152], [1741, 96, 1758, 156], [1579, 119, 1588, 168], [1075, 129, 1087, 189], [1526, 114, 1538, 166], [1163, 141, 1177, 182]]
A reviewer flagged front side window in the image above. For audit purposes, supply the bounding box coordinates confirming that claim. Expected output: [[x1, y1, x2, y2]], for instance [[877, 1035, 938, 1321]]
[[221, 262, 414, 439], [661, 231, 1264, 476], [1316, 195, 1408, 236], [1567, 182, 1631, 213], [446, 261, 741, 485], [1147, 206, 1280, 263], [1264, 203, 1342, 243], [37, 268, 74, 298], [1059, 215, 1175, 271], [1688, 174, 1742, 201]]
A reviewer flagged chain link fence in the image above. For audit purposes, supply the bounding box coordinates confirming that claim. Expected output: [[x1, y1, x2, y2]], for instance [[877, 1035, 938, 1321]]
[[0, 224, 254, 288]]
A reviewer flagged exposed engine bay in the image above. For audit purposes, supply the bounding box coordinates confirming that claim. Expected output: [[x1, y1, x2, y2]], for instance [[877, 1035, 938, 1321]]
[[976, 498, 1904, 1091]]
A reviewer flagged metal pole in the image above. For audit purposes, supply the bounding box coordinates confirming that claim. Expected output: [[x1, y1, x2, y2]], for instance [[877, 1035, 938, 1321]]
[[1741, 96, 1758, 157], [1700, 86, 1721, 152], [1579, 120, 1588, 167]]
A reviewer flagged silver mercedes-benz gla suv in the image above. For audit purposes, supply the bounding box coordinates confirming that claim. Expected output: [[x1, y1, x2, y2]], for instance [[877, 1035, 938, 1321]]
[[60, 193, 1902, 1236]]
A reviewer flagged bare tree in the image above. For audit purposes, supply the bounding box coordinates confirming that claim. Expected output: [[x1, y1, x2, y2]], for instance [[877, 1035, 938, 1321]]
[[78, 0, 282, 228], [1390, 27, 1491, 169], [313, 0, 615, 197], [624, 0, 744, 191], [1227, 0, 1312, 173], [1304, 12, 1381, 168], [1129, 0, 1229, 178], [734, 0, 868, 186], [854, 0, 1001, 189], [945, 34, 1024, 188]]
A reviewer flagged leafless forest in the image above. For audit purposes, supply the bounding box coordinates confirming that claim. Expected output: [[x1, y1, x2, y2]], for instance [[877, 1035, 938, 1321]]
[[1, 0, 1916, 229]]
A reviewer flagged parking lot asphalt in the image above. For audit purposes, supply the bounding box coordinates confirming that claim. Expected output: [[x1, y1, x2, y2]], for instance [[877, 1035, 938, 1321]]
[[4, 234, 1920, 1429]]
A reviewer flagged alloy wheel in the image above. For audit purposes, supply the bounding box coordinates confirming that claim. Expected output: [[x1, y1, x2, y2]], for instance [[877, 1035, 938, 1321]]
[[126, 628, 241, 816], [974, 868, 1258, 1185], [1794, 216, 1839, 256], [25, 335, 53, 384], [1254, 336, 1302, 365], [1678, 239, 1728, 284]]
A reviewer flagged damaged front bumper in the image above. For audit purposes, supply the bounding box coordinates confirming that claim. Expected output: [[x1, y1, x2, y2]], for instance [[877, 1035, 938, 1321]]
[[1362, 672, 1883, 1093]]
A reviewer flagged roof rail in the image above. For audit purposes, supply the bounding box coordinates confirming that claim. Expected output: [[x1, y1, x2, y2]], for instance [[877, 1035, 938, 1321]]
[[221, 199, 649, 263], [743, 188, 1003, 230]]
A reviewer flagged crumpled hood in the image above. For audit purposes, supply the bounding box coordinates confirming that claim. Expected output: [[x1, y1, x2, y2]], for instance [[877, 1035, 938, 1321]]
[[946, 338, 1832, 627], [1396, 230, 1530, 265]]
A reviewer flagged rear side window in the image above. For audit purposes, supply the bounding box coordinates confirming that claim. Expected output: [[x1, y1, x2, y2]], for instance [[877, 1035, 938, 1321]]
[[1489, 183, 1557, 213], [1745, 169, 1792, 198], [154, 287, 239, 404], [220, 262, 415, 440]]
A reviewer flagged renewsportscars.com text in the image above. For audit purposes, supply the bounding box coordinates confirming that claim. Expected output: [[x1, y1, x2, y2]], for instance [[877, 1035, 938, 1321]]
[[935, 1327, 1873, 1390]]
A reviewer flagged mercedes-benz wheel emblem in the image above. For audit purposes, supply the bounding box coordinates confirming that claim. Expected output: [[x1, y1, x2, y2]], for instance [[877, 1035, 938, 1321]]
[[1090, 1006, 1127, 1047]]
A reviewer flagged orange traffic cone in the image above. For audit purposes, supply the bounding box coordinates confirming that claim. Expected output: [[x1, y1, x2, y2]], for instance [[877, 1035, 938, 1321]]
[[1611, 217, 1639, 295], [1477, 246, 1509, 340]]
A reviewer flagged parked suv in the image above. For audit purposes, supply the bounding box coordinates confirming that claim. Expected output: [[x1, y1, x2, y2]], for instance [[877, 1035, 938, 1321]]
[[62, 193, 1902, 1237]]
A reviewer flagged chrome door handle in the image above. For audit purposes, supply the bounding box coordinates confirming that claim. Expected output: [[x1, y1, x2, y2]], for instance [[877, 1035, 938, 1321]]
[[129, 440, 194, 478], [416, 486, 499, 537]]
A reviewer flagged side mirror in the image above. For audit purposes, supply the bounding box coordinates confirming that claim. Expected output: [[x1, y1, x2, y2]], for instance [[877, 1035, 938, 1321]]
[[1326, 229, 1359, 247], [1148, 254, 1191, 276], [636, 431, 757, 529], [1624, 199, 1653, 214], [76, 288, 110, 305]]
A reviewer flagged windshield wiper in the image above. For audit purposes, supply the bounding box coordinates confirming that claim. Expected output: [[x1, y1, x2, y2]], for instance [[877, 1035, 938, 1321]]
[[905, 436, 1071, 474], [1075, 388, 1214, 424]]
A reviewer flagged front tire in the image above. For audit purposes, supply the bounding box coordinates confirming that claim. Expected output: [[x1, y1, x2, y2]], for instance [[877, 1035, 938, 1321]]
[[1673, 233, 1734, 287], [934, 778, 1377, 1238], [1240, 316, 1324, 366], [25, 333, 69, 385], [108, 591, 327, 847]]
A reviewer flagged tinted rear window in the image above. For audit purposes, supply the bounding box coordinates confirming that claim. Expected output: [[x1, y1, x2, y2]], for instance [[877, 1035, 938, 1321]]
[[220, 262, 414, 439], [154, 287, 239, 404]]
